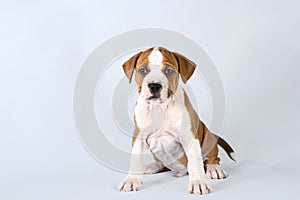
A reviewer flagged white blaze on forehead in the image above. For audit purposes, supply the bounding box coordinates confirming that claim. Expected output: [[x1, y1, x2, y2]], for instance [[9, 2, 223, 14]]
[[148, 47, 163, 65], [144, 48, 166, 86], [142, 47, 168, 99]]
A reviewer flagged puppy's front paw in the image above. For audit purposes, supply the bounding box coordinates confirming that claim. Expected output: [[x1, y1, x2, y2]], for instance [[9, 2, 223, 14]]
[[206, 164, 228, 179], [188, 178, 212, 195], [118, 175, 142, 192]]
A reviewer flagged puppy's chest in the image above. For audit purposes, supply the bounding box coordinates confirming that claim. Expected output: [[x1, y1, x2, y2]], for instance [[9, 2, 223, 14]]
[[135, 102, 182, 134], [135, 99, 187, 172], [146, 131, 186, 173]]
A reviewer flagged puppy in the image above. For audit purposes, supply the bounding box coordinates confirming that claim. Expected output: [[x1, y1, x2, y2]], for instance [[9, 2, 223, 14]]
[[118, 47, 235, 194]]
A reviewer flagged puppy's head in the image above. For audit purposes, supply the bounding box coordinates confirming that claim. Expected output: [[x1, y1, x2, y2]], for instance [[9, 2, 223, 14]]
[[122, 47, 196, 104]]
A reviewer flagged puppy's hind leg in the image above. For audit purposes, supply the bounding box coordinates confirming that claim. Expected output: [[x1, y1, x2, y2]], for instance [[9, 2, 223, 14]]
[[204, 145, 228, 179]]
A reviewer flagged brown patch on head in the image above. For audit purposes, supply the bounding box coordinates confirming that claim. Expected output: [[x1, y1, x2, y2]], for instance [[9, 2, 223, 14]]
[[122, 52, 142, 83], [159, 47, 196, 83], [158, 47, 196, 96], [134, 48, 153, 92], [122, 48, 154, 92], [135, 48, 153, 67], [162, 64, 179, 97], [158, 47, 180, 95], [174, 52, 196, 83]]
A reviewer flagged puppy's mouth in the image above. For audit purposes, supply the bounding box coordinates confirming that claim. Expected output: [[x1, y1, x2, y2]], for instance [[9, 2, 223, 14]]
[[147, 94, 160, 100]]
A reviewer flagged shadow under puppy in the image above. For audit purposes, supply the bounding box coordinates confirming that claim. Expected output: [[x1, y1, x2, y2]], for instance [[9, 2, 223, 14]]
[[118, 47, 236, 195]]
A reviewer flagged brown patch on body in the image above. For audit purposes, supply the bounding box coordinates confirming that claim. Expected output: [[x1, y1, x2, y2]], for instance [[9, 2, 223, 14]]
[[131, 115, 140, 146], [178, 91, 220, 167]]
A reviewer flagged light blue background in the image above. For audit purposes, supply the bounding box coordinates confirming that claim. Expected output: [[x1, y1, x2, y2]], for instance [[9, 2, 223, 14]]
[[1, 0, 300, 199]]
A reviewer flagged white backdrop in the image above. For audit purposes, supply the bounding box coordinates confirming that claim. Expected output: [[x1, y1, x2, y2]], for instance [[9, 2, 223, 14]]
[[1, 0, 300, 199]]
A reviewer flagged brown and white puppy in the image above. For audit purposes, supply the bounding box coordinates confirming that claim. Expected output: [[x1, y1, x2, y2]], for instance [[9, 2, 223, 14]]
[[118, 47, 235, 195]]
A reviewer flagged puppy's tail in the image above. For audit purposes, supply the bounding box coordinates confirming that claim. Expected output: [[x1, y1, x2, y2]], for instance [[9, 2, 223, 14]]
[[213, 134, 237, 162]]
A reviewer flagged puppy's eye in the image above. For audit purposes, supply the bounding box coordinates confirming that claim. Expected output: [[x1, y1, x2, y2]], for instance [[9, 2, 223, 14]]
[[164, 68, 174, 75], [138, 67, 147, 75]]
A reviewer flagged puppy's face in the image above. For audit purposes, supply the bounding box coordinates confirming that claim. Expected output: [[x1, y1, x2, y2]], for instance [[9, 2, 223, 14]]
[[123, 47, 196, 105]]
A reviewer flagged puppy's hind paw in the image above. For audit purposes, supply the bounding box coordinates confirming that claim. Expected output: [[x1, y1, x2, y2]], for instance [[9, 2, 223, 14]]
[[206, 164, 228, 179]]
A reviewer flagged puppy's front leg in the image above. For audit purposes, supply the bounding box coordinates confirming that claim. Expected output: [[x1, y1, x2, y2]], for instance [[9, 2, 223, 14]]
[[118, 138, 146, 192], [180, 135, 212, 195]]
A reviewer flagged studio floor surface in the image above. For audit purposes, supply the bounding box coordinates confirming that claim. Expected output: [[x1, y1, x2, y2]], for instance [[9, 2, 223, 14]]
[[3, 159, 300, 200]]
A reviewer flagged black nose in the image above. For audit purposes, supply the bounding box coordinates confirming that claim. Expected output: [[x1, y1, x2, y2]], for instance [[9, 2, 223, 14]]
[[148, 83, 162, 94]]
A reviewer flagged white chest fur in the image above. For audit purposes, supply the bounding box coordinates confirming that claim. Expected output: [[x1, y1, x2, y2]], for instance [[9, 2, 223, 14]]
[[134, 88, 189, 173]]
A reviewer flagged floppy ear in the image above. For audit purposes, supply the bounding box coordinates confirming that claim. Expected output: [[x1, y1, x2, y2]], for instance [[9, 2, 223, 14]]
[[174, 52, 196, 83], [122, 52, 142, 83]]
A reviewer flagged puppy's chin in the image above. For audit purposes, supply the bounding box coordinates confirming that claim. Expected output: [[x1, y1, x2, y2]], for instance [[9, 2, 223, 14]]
[[149, 98, 163, 105], [141, 95, 169, 105]]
